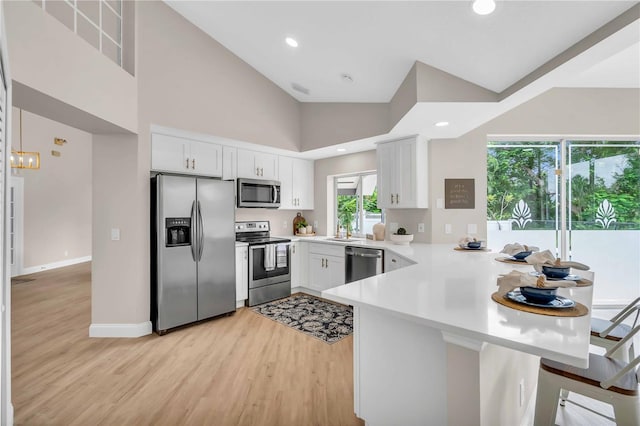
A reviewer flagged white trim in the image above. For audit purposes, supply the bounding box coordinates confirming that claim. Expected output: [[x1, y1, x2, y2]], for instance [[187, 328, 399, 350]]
[[89, 321, 152, 338], [9, 177, 23, 278], [488, 134, 640, 142], [441, 331, 487, 352], [20, 255, 91, 276], [235, 300, 245, 308]]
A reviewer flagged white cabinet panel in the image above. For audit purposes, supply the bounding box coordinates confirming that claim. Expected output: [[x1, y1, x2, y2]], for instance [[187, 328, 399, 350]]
[[307, 243, 345, 291], [189, 140, 222, 176], [384, 251, 415, 272], [279, 156, 314, 210], [222, 146, 237, 181], [235, 245, 248, 302], [237, 149, 278, 180], [376, 136, 428, 209], [151, 133, 222, 177]]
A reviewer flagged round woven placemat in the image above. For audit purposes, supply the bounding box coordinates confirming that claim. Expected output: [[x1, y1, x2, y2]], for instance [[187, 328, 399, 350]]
[[495, 257, 530, 265], [453, 247, 491, 252], [491, 292, 588, 317]]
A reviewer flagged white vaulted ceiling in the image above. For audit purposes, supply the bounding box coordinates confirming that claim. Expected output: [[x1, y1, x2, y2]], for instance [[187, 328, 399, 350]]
[[165, 1, 638, 103], [164, 1, 639, 157]]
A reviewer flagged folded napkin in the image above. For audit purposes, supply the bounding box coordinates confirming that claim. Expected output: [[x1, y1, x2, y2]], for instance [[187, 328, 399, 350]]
[[496, 270, 577, 295], [525, 250, 590, 272], [499, 242, 540, 256]]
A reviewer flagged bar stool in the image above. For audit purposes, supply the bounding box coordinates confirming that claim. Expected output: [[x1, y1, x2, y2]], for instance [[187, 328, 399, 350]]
[[534, 325, 640, 425], [590, 296, 640, 362], [559, 295, 639, 408]]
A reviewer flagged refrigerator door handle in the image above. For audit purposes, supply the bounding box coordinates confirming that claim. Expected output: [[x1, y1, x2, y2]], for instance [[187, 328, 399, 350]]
[[190, 200, 197, 261], [197, 201, 205, 261]]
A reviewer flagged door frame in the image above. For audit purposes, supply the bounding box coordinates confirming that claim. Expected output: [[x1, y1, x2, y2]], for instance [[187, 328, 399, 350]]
[[10, 176, 23, 277]]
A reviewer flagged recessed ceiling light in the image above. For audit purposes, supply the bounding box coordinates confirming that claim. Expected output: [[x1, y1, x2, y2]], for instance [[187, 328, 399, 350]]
[[285, 37, 298, 48], [435, 121, 450, 127], [337, 148, 347, 152], [472, 0, 496, 15]]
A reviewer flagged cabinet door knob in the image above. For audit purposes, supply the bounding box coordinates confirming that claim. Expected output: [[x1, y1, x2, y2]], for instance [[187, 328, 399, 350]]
[[192, 159, 196, 169], [391, 194, 394, 204], [321, 258, 325, 268], [186, 158, 190, 169], [395, 194, 399, 204], [326, 258, 329, 268]]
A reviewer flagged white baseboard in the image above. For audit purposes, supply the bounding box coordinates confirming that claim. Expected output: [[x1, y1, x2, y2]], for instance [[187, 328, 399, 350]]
[[291, 286, 319, 297], [236, 300, 246, 308], [19, 256, 92, 276], [7, 402, 13, 426], [89, 321, 152, 338]]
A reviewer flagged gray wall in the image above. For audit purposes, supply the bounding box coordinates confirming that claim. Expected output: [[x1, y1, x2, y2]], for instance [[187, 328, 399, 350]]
[[11, 108, 92, 270]]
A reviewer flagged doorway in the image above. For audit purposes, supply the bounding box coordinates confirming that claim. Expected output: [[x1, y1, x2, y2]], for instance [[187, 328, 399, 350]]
[[487, 139, 640, 306]]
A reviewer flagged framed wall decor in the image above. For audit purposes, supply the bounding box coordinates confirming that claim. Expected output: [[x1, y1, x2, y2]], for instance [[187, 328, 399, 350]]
[[445, 179, 475, 209]]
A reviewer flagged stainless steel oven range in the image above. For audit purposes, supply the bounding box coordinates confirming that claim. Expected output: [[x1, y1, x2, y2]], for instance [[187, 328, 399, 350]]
[[235, 221, 291, 306]]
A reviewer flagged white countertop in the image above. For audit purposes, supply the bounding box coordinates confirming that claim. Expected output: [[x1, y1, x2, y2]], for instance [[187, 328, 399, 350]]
[[312, 240, 593, 368]]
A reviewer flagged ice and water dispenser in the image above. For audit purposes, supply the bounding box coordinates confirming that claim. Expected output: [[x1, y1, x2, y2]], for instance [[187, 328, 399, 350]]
[[166, 218, 191, 247]]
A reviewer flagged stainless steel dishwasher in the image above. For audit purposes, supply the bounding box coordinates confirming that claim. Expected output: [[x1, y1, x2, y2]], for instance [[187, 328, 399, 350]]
[[345, 246, 384, 284]]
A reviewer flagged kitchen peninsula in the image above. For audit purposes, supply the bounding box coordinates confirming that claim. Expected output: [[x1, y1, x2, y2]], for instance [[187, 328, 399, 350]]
[[318, 242, 594, 426]]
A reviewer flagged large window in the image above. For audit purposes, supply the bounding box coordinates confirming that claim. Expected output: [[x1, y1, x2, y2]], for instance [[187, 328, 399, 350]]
[[335, 173, 381, 237], [487, 139, 640, 306], [34, 0, 128, 71]]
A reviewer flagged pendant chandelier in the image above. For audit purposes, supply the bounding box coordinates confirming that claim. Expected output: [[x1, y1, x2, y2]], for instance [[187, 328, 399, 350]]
[[11, 109, 40, 170]]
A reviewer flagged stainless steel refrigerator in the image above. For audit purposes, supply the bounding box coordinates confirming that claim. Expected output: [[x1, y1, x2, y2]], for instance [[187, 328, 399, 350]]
[[151, 174, 235, 334]]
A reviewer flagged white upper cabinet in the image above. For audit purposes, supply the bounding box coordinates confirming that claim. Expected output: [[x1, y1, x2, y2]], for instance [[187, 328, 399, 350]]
[[222, 146, 237, 181], [376, 135, 428, 209], [278, 156, 314, 210], [237, 149, 278, 181], [151, 133, 222, 177]]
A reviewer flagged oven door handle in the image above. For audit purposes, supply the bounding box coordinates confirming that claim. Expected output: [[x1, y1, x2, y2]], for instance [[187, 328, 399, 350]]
[[250, 245, 266, 250]]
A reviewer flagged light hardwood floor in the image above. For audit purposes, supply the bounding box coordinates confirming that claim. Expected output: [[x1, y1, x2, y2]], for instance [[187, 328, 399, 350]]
[[11, 262, 363, 426]]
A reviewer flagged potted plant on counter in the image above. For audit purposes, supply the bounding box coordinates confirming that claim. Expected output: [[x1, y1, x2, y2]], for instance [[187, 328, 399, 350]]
[[390, 227, 414, 245]]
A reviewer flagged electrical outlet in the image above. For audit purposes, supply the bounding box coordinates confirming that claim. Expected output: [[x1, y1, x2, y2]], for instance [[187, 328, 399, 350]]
[[436, 198, 444, 209], [64, 250, 68, 257], [111, 228, 120, 241], [445, 224, 452, 234], [283, 221, 287, 229], [418, 223, 425, 233], [313, 220, 318, 229], [519, 379, 525, 407]]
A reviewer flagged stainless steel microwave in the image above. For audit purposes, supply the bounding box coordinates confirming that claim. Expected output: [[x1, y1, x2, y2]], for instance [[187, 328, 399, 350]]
[[237, 178, 281, 208]]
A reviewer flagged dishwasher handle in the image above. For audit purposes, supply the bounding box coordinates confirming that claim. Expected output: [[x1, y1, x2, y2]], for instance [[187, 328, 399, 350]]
[[345, 246, 383, 258]]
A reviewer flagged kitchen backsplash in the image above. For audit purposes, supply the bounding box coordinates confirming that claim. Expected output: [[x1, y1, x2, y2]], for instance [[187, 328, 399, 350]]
[[235, 209, 313, 236]]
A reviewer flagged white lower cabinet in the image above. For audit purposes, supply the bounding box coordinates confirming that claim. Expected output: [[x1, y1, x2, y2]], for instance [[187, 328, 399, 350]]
[[290, 241, 307, 289], [384, 251, 415, 272], [307, 243, 345, 291], [235, 245, 248, 303]]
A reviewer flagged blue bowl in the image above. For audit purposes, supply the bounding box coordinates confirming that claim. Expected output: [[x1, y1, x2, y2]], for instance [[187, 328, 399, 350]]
[[467, 241, 482, 249], [542, 265, 570, 279], [513, 251, 532, 260], [520, 286, 558, 304]]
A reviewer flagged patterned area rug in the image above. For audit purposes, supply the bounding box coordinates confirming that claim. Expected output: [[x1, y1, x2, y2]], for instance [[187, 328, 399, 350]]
[[251, 293, 353, 344]]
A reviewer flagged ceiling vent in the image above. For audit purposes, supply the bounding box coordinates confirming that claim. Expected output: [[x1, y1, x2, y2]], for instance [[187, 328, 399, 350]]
[[291, 83, 310, 95]]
